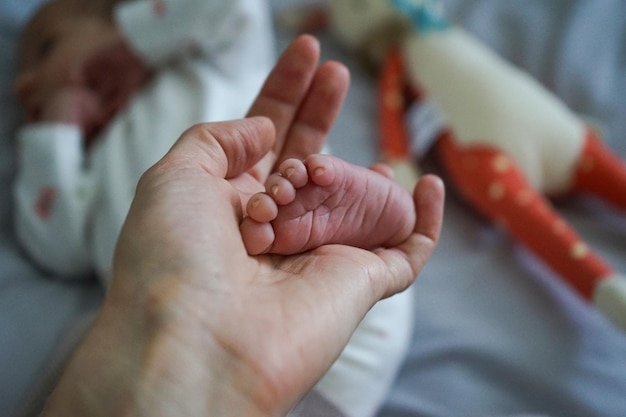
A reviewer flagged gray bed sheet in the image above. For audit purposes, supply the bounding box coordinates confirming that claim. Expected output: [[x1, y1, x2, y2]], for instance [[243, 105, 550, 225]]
[[2, 1, 626, 416]]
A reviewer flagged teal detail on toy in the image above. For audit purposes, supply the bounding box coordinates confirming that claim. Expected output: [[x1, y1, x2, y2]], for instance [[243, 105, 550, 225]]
[[391, 0, 449, 33]]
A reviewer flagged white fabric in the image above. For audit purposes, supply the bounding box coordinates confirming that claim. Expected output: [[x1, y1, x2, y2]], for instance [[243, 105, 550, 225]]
[[593, 274, 626, 332], [14, 124, 93, 277], [315, 288, 414, 417]]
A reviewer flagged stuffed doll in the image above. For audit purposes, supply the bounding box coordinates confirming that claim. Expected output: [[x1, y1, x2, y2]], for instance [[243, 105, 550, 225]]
[[282, 0, 626, 331]]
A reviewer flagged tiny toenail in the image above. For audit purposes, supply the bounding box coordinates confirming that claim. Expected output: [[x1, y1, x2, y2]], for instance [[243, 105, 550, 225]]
[[314, 167, 325, 177], [271, 185, 280, 196], [285, 167, 295, 178]]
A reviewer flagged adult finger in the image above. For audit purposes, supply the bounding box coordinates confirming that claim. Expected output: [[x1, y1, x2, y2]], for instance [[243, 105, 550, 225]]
[[277, 60, 349, 163], [377, 174, 445, 298], [246, 35, 321, 179], [163, 117, 276, 179]]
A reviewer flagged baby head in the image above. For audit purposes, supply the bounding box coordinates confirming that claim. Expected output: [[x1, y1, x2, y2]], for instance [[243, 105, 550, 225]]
[[14, 0, 122, 121]]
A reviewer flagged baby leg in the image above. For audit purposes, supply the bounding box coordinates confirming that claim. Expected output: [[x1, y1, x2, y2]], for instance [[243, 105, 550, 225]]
[[436, 134, 614, 299], [240, 154, 416, 255]]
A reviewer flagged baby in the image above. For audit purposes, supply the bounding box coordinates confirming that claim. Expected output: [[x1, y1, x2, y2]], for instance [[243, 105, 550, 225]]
[[13, 0, 276, 282], [13, 1, 420, 416]]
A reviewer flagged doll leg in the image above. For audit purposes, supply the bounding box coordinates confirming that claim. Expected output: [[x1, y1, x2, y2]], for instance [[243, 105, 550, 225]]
[[571, 129, 626, 210], [436, 134, 614, 300]]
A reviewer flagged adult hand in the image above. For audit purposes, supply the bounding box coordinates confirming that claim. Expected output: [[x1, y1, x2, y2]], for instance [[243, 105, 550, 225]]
[[41, 35, 444, 417]]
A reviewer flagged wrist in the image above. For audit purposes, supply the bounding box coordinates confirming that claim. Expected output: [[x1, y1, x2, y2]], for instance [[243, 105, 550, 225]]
[[120, 279, 283, 417], [42, 282, 280, 417]]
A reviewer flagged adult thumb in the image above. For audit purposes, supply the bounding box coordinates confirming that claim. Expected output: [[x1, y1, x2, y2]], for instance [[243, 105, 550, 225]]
[[168, 117, 276, 179]]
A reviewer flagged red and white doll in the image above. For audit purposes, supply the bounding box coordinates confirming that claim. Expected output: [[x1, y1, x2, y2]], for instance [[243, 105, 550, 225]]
[[319, 0, 626, 331]]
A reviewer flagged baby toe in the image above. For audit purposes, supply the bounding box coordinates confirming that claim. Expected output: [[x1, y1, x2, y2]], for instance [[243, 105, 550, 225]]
[[240, 218, 275, 255], [279, 158, 309, 188], [305, 154, 337, 187], [265, 174, 297, 205], [247, 193, 278, 222]]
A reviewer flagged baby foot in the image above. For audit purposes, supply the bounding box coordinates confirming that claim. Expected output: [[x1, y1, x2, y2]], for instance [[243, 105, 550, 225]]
[[240, 154, 416, 255]]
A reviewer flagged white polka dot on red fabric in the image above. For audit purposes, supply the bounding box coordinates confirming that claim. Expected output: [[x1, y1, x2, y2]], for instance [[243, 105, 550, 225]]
[[492, 155, 510, 173], [488, 182, 505, 200], [571, 242, 589, 259]]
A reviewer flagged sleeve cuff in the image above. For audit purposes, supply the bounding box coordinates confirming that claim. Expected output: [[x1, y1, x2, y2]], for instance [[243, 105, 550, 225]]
[[17, 123, 84, 171]]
